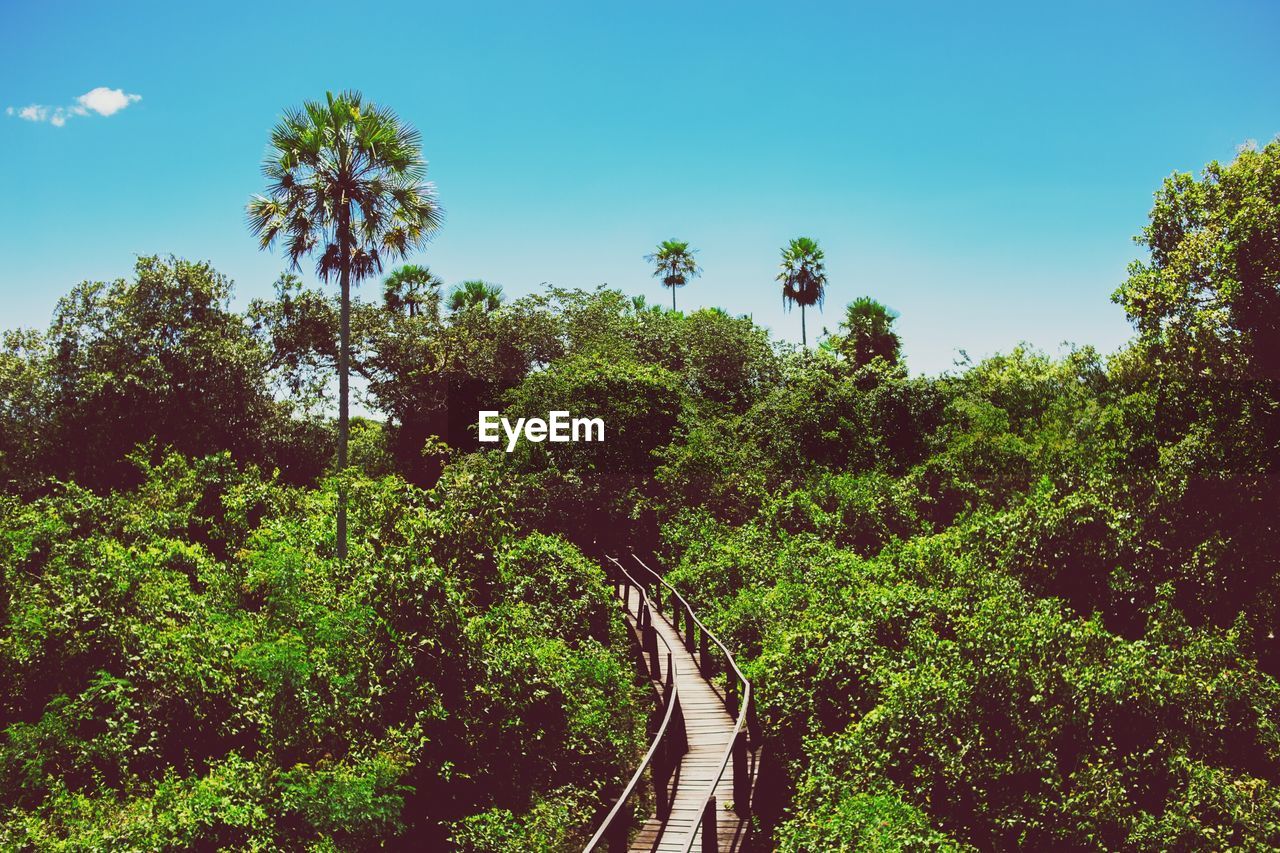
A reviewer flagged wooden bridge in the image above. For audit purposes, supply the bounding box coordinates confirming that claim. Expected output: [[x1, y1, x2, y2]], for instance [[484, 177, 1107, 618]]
[[584, 554, 761, 853]]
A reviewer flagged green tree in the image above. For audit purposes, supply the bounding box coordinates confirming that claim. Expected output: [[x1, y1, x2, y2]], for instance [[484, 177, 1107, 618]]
[[837, 296, 901, 368], [447, 280, 504, 313], [504, 355, 686, 550], [1106, 140, 1280, 666], [247, 90, 442, 558], [645, 239, 701, 311], [38, 256, 313, 491], [248, 273, 342, 410], [383, 264, 441, 319], [778, 236, 827, 347], [0, 329, 51, 493], [1114, 139, 1280, 383]]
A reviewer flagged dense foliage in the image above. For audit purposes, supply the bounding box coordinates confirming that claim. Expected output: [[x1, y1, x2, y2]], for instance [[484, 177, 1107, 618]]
[[1, 141, 1278, 850], [0, 451, 642, 849]]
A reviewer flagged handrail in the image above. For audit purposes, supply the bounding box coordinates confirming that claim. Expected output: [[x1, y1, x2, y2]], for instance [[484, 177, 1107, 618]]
[[631, 554, 751, 693], [629, 554, 756, 853], [583, 557, 686, 852]]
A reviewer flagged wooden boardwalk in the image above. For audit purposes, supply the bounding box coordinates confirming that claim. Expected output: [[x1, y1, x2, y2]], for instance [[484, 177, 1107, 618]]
[[618, 584, 752, 853]]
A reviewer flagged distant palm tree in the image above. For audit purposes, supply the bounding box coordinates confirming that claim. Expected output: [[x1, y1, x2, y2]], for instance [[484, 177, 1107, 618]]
[[447, 280, 504, 313], [628, 294, 664, 317], [778, 236, 827, 347], [247, 90, 442, 558], [645, 239, 701, 311], [838, 296, 901, 367], [383, 264, 441, 318]]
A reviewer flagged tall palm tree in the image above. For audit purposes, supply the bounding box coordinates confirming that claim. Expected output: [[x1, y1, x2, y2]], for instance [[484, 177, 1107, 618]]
[[383, 263, 441, 318], [778, 236, 827, 347], [645, 239, 700, 311], [447, 280, 504, 313], [247, 91, 442, 558]]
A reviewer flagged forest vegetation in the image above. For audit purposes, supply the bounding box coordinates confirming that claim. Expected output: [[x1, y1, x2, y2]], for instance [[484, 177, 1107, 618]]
[[1, 101, 1278, 849]]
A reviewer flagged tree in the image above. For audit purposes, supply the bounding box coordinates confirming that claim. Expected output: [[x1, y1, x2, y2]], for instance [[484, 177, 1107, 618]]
[[1108, 140, 1280, 668], [383, 264, 442, 319], [247, 90, 442, 558], [778, 237, 827, 347], [837, 297, 901, 368], [36, 256, 307, 491], [0, 328, 52, 493], [678, 308, 780, 411], [248, 273, 342, 410], [645, 239, 701, 311], [447, 280, 504, 313], [504, 355, 686, 550], [1113, 139, 1280, 383]]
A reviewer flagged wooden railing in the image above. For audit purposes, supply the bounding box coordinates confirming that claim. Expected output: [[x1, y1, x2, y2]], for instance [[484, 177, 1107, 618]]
[[583, 557, 688, 852], [585, 552, 759, 853]]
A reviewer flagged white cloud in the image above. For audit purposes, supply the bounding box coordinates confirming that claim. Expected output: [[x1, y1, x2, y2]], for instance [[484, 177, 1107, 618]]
[[77, 87, 142, 116], [15, 104, 49, 122], [6, 86, 141, 127]]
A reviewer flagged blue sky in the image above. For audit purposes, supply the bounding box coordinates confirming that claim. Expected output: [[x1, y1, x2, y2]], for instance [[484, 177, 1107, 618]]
[[2, 0, 1278, 374]]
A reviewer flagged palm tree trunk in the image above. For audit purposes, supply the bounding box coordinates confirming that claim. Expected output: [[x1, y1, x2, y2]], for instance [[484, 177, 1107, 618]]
[[336, 210, 350, 560], [801, 305, 807, 348], [672, 285, 677, 312]]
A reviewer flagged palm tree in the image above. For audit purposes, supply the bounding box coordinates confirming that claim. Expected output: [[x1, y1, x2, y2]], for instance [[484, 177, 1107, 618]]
[[383, 264, 441, 318], [778, 236, 827, 347], [838, 296, 901, 367], [447, 280, 504, 313], [247, 91, 442, 558], [628, 294, 666, 317], [645, 239, 700, 311]]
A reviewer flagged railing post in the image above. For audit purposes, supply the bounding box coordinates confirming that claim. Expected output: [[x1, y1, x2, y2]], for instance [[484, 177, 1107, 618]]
[[654, 748, 671, 820], [701, 795, 718, 853], [685, 608, 695, 651], [725, 677, 739, 718], [643, 622, 661, 681], [670, 693, 688, 756], [699, 628, 710, 678], [733, 731, 749, 815], [606, 811, 628, 853]]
